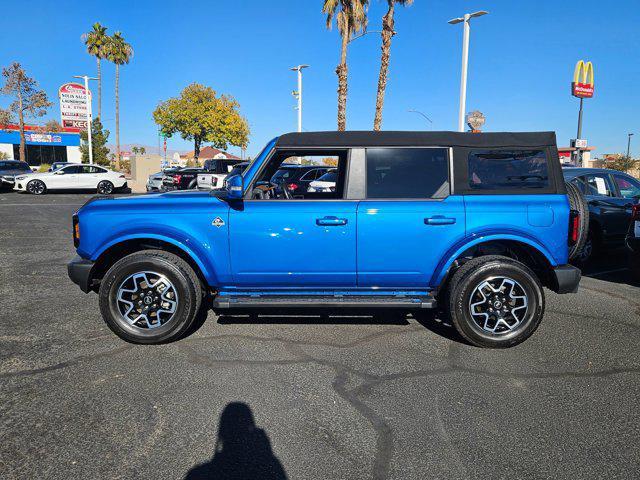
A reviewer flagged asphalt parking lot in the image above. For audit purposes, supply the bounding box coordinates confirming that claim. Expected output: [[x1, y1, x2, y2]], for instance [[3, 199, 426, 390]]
[[1, 191, 639, 480]]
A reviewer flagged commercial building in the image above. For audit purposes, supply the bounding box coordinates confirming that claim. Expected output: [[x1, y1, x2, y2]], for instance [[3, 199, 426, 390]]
[[0, 124, 81, 166]]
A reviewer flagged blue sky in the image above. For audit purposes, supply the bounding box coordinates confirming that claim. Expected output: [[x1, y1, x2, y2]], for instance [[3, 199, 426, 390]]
[[0, 0, 638, 157]]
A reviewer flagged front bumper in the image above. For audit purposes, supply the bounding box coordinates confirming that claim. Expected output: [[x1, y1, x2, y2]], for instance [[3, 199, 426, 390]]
[[68, 255, 96, 293], [550, 264, 581, 294]]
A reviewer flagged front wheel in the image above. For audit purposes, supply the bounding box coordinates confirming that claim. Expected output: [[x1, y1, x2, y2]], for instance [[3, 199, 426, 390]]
[[97, 180, 114, 194], [26, 179, 47, 195], [99, 250, 205, 344], [446, 255, 545, 348]]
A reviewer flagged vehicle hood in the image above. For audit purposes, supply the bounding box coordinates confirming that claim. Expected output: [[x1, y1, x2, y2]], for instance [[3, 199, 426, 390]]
[[78, 190, 229, 215], [1, 169, 34, 178]]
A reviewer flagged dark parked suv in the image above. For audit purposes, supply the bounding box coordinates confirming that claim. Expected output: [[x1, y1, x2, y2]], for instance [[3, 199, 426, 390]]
[[563, 167, 640, 262], [270, 164, 333, 197], [161, 167, 203, 191], [0, 160, 32, 189]]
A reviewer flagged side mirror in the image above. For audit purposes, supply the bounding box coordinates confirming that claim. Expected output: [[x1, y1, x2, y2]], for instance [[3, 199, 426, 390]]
[[225, 174, 244, 199], [54, 170, 64, 175]]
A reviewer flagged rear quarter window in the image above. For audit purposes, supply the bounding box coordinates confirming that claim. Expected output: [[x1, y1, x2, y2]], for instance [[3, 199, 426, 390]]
[[468, 150, 549, 190]]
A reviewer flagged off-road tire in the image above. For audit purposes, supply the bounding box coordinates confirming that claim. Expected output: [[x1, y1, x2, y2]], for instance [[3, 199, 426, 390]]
[[447, 255, 545, 348], [99, 249, 204, 344], [566, 181, 589, 260]]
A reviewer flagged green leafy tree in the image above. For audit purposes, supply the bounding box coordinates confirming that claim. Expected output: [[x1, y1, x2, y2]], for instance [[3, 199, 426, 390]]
[[106, 31, 134, 168], [131, 146, 139, 155], [323, 0, 369, 131], [373, 0, 413, 131], [607, 154, 638, 173], [152, 83, 250, 161], [81, 23, 109, 120], [1, 62, 52, 161], [80, 118, 110, 166], [139, 146, 146, 155]]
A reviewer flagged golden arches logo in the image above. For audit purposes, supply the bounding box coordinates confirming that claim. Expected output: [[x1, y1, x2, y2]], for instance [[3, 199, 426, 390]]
[[572, 60, 594, 98]]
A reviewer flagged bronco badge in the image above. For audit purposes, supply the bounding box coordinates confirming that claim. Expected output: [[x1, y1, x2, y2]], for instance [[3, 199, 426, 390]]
[[212, 217, 225, 228]]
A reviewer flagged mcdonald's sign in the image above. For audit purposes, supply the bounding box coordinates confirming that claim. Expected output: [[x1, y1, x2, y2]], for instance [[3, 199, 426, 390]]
[[572, 60, 594, 98]]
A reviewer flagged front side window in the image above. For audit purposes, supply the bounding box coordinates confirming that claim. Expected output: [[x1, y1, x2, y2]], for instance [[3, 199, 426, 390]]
[[251, 151, 347, 200], [468, 150, 549, 190], [366, 148, 449, 199], [613, 174, 640, 199]]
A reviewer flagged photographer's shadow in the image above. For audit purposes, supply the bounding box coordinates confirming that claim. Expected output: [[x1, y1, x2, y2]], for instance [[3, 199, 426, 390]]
[[185, 402, 287, 480]]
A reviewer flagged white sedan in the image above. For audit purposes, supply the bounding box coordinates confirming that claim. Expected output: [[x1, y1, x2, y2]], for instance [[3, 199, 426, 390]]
[[307, 169, 337, 193], [13, 164, 127, 195]]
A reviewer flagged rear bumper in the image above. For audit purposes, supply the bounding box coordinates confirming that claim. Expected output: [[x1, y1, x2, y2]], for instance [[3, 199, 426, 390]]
[[67, 255, 95, 293], [550, 264, 581, 294]]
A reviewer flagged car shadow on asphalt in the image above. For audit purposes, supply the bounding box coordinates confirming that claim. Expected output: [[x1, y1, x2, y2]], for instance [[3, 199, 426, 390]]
[[576, 247, 638, 287], [184, 402, 288, 480], [213, 310, 469, 345]]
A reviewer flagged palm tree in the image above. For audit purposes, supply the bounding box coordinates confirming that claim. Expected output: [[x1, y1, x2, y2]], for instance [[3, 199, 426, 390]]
[[106, 31, 133, 169], [81, 23, 108, 120], [323, 0, 369, 131], [373, 0, 412, 131]]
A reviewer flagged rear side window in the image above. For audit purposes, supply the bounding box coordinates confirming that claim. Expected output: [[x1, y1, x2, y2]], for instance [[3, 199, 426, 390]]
[[468, 150, 549, 190], [366, 148, 449, 199]]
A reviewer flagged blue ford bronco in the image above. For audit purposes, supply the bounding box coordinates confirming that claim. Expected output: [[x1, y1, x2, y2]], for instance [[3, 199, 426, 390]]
[[68, 131, 584, 348]]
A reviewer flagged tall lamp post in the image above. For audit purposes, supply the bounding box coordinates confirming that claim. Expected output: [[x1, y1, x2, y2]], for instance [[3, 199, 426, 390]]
[[290, 65, 309, 133], [627, 133, 634, 159], [73, 75, 98, 164], [448, 11, 488, 132]]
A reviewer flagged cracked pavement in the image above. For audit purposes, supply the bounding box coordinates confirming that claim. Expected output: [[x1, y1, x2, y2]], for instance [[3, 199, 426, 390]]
[[1, 193, 639, 479]]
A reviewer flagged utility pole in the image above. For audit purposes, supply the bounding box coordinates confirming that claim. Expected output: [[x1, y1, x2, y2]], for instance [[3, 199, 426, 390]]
[[448, 11, 488, 132], [290, 65, 309, 132], [73, 75, 97, 164], [627, 133, 634, 159]]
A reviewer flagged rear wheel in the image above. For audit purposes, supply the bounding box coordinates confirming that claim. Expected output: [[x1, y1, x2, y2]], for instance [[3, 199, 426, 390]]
[[99, 250, 205, 344], [97, 180, 114, 194], [26, 179, 46, 195], [447, 255, 545, 348]]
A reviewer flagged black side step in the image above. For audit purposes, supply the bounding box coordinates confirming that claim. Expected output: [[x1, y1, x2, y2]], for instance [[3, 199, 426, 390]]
[[212, 294, 436, 309]]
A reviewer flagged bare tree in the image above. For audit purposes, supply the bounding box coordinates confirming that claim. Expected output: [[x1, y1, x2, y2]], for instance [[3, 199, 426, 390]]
[[1, 62, 52, 161]]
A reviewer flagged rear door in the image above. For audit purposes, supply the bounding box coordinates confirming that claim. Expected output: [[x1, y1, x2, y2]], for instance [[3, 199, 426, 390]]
[[357, 147, 466, 287]]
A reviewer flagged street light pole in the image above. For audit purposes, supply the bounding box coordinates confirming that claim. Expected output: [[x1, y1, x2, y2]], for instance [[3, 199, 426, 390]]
[[448, 11, 488, 132], [73, 75, 97, 164], [290, 65, 309, 133], [627, 133, 634, 159]]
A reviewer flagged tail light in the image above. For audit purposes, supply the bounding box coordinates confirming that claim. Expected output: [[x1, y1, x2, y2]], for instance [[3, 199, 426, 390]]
[[632, 204, 640, 220], [568, 209, 580, 246], [72, 214, 80, 247], [173, 174, 182, 184], [287, 183, 298, 191]]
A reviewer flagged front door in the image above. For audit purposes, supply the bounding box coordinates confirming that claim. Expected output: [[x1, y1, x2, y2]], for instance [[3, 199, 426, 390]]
[[229, 201, 357, 287], [357, 147, 465, 287], [47, 164, 81, 188], [228, 148, 356, 287]]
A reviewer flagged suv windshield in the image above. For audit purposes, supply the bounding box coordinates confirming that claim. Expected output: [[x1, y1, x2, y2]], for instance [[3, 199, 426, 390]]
[[0, 161, 30, 171], [271, 168, 295, 184], [317, 171, 337, 182]]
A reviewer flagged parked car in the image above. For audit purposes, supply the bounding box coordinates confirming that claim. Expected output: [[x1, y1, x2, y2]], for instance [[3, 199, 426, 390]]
[[147, 168, 178, 192], [14, 164, 127, 195], [197, 158, 244, 190], [307, 169, 337, 192], [270, 164, 333, 197], [161, 167, 202, 191], [222, 162, 250, 189], [563, 167, 640, 262], [49, 162, 75, 172], [68, 131, 584, 348], [0, 160, 32, 190]]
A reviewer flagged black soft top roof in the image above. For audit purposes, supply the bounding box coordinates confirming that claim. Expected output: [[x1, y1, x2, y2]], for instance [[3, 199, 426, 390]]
[[276, 131, 557, 149]]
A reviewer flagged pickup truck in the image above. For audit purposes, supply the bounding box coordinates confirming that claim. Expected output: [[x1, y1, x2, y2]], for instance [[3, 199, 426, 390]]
[[197, 158, 244, 190], [160, 167, 202, 191], [68, 131, 583, 348]]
